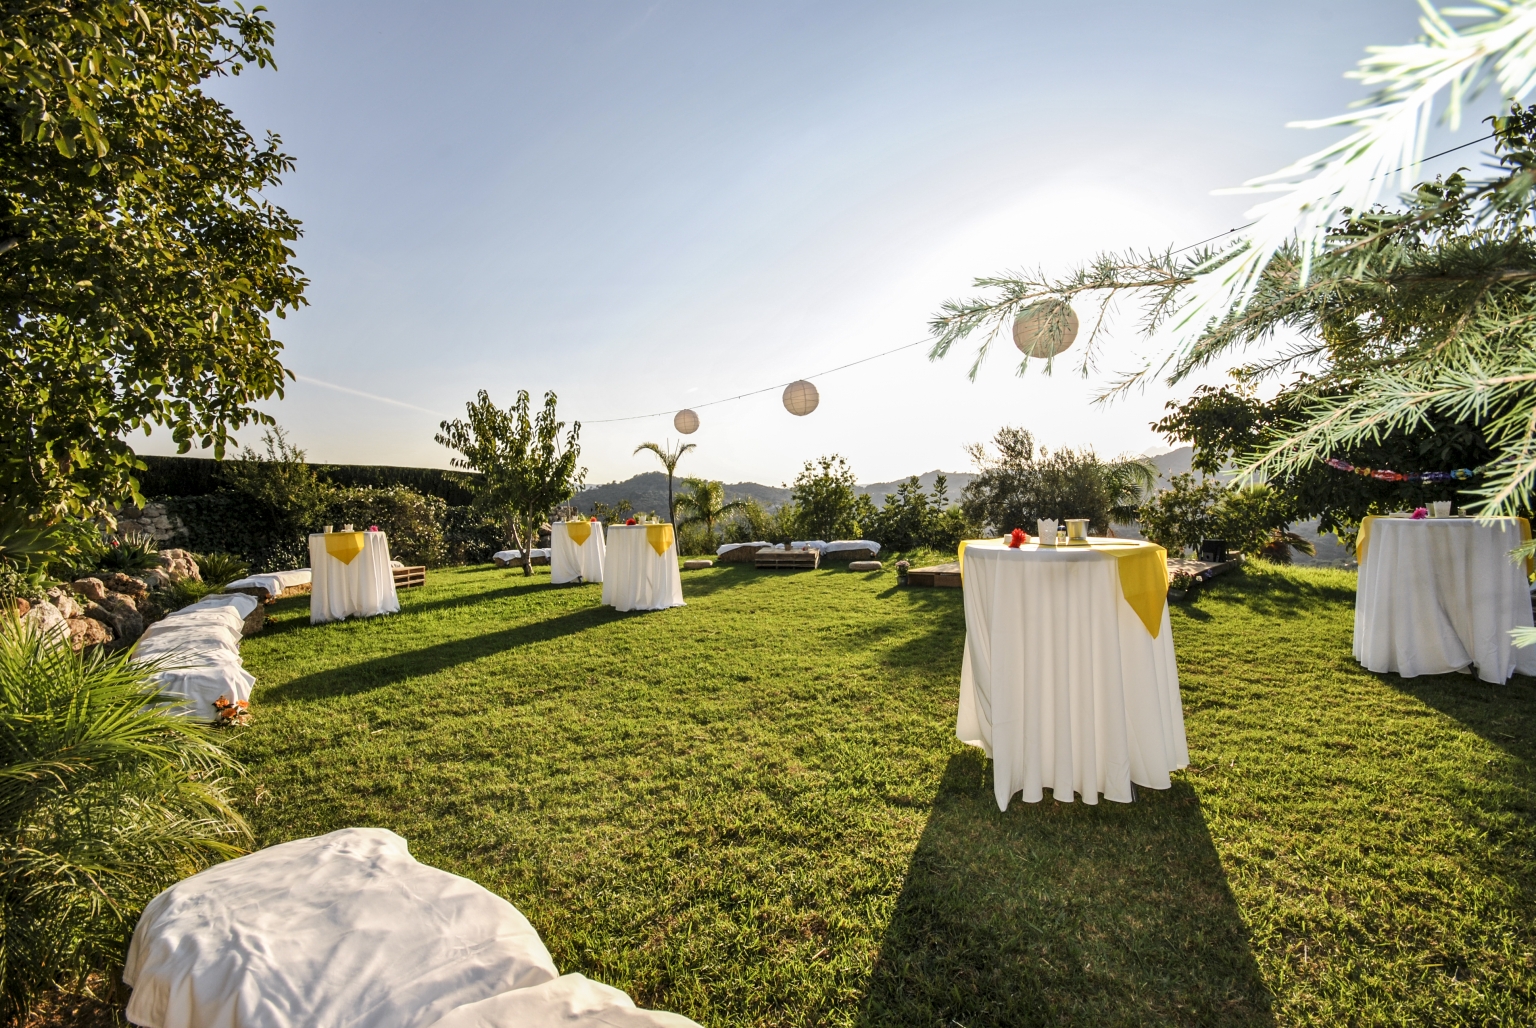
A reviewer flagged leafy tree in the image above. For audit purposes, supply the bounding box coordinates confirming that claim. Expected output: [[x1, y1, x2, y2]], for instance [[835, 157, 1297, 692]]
[[863, 475, 970, 553], [788, 455, 862, 541], [961, 427, 1155, 536], [436, 390, 583, 577], [633, 440, 695, 525], [216, 427, 333, 570], [0, 616, 248, 1022], [673, 478, 745, 548], [0, 2, 307, 521]]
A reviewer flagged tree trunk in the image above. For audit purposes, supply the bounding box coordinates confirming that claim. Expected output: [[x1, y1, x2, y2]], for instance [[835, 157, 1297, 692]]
[[511, 518, 533, 577], [667, 474, 675, 526]]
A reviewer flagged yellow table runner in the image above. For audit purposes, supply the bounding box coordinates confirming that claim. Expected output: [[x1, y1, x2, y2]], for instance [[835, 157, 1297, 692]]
[[646, 523, 674, 556], [324, 531, 366, 565], [957, 537, 1168, 637], [1357, 515, 1533, 576], [566, 520, 592, 545]]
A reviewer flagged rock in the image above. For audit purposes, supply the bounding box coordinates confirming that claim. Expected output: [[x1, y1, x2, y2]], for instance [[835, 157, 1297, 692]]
[[8, 597, 30, 616], [86, 594, 143, 643], [157, 548, 201, 583], [67, 616, 113, 651], [242, 604, 266, 636], [22, 600, 69, 644], [141, 567, 171, 590], [101, 572, 150, 602], [46, 587, 82, 620], [682, 559, 714, 570], [848, 560, 883, 572], [72, 577, 109, 603], [718, 543, 770, 563]]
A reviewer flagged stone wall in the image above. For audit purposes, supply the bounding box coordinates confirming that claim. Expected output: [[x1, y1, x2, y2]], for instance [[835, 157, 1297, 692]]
[[115, 501, 185, 543]]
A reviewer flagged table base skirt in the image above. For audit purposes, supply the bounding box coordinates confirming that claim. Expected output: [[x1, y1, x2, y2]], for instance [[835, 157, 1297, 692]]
[[551, 528, 605, 585], [958, 597, 1186, 810]]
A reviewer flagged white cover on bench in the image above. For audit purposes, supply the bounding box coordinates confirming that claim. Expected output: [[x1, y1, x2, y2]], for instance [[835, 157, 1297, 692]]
[[716, 541, 769, 556], [823, 540, 881, 556], [225, 568, 311, 597], [134, 594, 259, 721], [123, 828, 699, 1028], [493, 549, 551, 562]]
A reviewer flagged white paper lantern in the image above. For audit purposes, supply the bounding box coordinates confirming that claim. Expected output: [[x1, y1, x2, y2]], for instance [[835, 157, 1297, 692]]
[[1012, 301, 1079, 359], [674, 409, 699, 434], [782, 379, 819, 416]]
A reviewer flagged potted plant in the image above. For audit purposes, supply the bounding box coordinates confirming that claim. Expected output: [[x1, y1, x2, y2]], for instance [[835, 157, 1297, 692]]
[[1169, 570, 1197, 601], [896, 559, 910, 585]]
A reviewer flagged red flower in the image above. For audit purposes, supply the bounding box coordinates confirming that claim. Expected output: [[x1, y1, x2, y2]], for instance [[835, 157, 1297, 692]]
[[368, 524, 380, 532], [1410, 507, 1429, 520], [625, 517, 638, 525], [1008, 527, 1028, 548]]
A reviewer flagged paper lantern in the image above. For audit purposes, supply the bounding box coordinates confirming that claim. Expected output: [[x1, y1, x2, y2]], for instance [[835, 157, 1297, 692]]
[[1012, 301, 1079, 359], [783, 379, 819, 416], [674, 409, 699, 434]]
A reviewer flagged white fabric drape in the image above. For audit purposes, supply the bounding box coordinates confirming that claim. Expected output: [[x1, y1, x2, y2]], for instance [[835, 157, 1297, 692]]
[[309, 531, 400, 624], [1354, 517, 1536, 683], [550, 522, 606, 584], [957, 542, 1188, 809], [122, 828, 701, 1028], [224, 568, 311, 598], [134, 594, 259, 720], [601, 526, 684, 611]]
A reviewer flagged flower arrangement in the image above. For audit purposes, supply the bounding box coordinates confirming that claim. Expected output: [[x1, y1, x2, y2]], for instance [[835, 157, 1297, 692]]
[[1007, 527, 1029, 548], [625, 517, 638, 525], [1410, 507, 1429, 520], [367, 524, 380, 532], [212, 695, 251, 727]]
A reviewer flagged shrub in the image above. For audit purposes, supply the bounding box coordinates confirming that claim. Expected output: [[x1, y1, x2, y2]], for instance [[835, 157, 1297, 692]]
[[0, 617, 249, 1022], [788, 456, 861, 541], [961, 427, 1156, 536], [721, 498, 794, 544], [94, 530, 161, 574], [444, 506, 506, 565], [324, 486, 446, 568], [191, 552, 249, 588], [1138, 476, 1316, 561], [863, 475, 973, 554], [1137, 473, 1226, 556]]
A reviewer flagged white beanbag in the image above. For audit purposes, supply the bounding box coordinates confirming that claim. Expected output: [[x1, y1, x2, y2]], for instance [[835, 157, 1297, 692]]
[[123, 828, 701, 1028]]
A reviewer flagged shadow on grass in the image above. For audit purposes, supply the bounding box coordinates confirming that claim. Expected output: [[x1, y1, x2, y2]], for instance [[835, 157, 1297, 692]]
[[1203, 566, 1356, 619], [264, 605, 638, 702], [1381, 668, 1536, 763], [858, 752, 1274, 1028]]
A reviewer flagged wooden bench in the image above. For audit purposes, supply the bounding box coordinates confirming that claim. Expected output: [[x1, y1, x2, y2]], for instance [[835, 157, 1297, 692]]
[[1166, 556, 1242, 583], [393, 565, 427, 589], [906, 562, 962, 587], [755, 548, 820, 570]]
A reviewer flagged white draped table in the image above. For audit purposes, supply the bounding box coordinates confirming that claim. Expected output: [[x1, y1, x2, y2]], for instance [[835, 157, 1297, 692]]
[[551, 520, 606, 584], [1354, 515, 1536, 683], [956, 538, 1188, 809], [308, 531, 400, 624], [601, 524, 684, 611]]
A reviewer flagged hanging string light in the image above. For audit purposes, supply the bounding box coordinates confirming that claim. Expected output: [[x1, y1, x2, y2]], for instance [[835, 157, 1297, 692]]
[[674, 409, 699, 434], [782, 379, 819, 416]]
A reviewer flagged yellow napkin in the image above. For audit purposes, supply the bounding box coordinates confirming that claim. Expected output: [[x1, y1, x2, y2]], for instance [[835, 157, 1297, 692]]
[[1101, 542, 1168, 638], [1356, 515, 1379, 565], [566, 520, 592, 545], [324, 531, 366, 565], [646, 523, 675, 556]]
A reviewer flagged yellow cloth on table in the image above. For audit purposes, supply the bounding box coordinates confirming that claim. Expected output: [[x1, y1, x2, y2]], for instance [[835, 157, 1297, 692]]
[[646, 523, 675, 556], [1098, 542, 1169, 638], [324, 531, 366, 565], [566, 521, 592, 545], [1359, 515, 1533, 577], [957, 538, 1005, 577]]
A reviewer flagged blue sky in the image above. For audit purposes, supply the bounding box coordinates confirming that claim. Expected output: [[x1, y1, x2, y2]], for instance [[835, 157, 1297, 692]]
[[153, 0, 1478, 485]]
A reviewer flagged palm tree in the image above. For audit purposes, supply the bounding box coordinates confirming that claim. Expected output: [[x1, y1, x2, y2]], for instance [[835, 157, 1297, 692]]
[[633, 440, 696, 525], [674, 477, 747, 547], [1102, 456, 1159, 526]]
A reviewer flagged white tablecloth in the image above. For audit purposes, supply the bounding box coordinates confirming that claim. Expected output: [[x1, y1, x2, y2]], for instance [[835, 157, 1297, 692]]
[[601, 525, 684, 611], [123, 828, 700, 1028], [309, 531, 400, 624], [550, 521, 606, 584], [135, 594, 259, 721], [956, 539, 1188, 809], [1354, 516, 1536, 683]]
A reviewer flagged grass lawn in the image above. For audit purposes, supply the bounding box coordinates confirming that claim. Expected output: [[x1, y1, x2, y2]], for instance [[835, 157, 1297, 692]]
[[230, 559, 1536, 1027]]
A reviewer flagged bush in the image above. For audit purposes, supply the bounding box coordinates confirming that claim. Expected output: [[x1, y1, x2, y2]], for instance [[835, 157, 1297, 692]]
[[444, 506, 506, 565], [93, 530, 161, 574], [1138, 476, 1315, 561], [788, 456, 861, 541], [0, 617, 249, 1022], [192, 552, 249, 588], [721, 498, 794, 544], [863, 475, 973, 555], [961, 427, 1155, 536]]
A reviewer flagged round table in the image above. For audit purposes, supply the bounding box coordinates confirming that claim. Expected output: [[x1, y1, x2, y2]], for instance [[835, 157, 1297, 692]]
[[601, 524, 684, 611], [1354, 515, 1536, 683], [308, 530, 400, 624], [551, 520, 606, 584], [956, 538, 1188, 809]]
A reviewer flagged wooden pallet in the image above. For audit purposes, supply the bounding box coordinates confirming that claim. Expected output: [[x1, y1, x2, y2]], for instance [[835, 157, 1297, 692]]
[[907, 562, 962, 587], [1166, 556, 1242, 583], [393, 565, 427, 589], [755, 548, 820, 570]]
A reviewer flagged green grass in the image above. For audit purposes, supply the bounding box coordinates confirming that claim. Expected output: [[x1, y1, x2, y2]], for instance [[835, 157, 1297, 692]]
[[230, 560, 1536, 1027]]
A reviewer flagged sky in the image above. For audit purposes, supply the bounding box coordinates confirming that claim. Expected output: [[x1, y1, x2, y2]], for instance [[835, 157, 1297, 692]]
[[143, 0, 1493, 486]]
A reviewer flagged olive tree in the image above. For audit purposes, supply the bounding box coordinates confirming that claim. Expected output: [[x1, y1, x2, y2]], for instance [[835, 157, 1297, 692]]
[[436, 390, 583, 577]]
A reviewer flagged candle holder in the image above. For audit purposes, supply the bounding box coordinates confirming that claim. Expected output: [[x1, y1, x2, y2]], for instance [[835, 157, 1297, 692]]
[[1066, 519, 1089, 545]]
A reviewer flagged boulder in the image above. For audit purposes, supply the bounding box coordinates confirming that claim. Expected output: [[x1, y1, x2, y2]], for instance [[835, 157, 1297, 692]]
[[101, 572, 150, 602], [848, 560, 883, 572], [141, 567, 172, 590], [8, 597, 30, 616], [22, 600, 69, 644], [72, 577, 109, 603], [242, 604, 266, 636], [86, 594, 143, 643], [46, 587, 82, 620], [718, 543, 769, 563], [67, 616, 113, 651], [156, 548, 201, 583], [682, 559, 714, 570]]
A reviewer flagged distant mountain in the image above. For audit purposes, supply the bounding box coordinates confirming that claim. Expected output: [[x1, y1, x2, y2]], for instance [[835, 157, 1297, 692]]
[[574, 472, 790, 516], [1146, 446, 1193, 482]]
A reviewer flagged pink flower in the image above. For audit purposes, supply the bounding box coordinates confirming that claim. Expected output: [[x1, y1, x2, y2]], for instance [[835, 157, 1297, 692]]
[[1411, 507, 1428, 520], [368, 524, 380, 532]]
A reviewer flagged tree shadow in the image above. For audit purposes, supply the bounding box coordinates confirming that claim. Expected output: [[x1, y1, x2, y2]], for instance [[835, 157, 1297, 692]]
[[1204, 568, 1355, 620], [674, 563, 768, 599], [1379, 668, 1536, 763], [857, 752, 1274, 1027], [262, 606, 641, 703]]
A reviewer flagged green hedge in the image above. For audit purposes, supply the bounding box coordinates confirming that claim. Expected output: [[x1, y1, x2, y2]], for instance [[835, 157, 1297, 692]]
[[138, 455, 482, 505]]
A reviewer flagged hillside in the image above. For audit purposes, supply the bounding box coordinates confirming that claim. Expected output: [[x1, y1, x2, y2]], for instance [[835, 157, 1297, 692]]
[[575, 469, 974, 515]]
